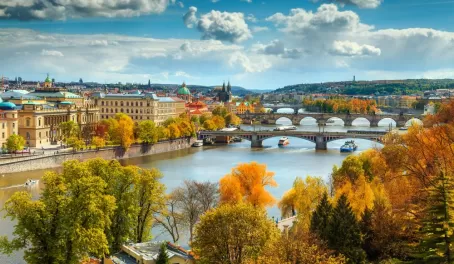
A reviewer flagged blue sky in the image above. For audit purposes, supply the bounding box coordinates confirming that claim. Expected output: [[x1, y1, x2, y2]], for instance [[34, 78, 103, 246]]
[[0, 0, 454, 89]]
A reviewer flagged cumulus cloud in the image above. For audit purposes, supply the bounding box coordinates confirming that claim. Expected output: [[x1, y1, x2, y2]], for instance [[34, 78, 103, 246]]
[[0, 0, 169, 20], [330, 40, 381, 56], [183, 6, 198, 28], [310, 0, 382, 9], [252, 26, 269, 33], [197, 11, 252, 43], [253, 40, 303, 59], [246, 14, 257, 23], [228, 52, 271, 73], [41, 49, 64, 57]]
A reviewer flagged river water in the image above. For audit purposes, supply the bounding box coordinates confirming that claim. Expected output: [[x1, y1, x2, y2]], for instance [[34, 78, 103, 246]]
[[0, 114, 402, 263]]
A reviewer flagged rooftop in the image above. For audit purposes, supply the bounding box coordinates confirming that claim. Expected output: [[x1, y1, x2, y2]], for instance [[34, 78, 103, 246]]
[[121, 241, 194, 262]]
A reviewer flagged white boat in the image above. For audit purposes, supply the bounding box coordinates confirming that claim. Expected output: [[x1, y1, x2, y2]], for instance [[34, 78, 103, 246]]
[[192, 140, 203, 147], [274, 125, 297, 131], [278, 137, 290, 146], [24, 179, 38, 187], [399, 127, 408, 131]]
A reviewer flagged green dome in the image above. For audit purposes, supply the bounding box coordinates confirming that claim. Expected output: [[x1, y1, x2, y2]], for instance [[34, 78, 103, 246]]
[[0, 102, 16, 110], [177, 84, 191, 95], [45, 74, 51, 83]]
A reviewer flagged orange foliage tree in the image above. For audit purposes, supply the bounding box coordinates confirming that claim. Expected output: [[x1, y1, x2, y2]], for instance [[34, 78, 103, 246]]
[[219, 162, 277, 208]]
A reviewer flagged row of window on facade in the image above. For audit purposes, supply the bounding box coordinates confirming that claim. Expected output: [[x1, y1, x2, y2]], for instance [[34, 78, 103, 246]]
[[101, 108, 154, 114], [100, 101, 174, 108], [25, 131, 50, 140], [100, 115, 154, 120]]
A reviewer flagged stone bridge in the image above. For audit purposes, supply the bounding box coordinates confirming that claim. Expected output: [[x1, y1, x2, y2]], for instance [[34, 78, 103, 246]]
[[199, 130, 388, 150], [262, 104, 302, 113], [238, 112, 423, 127]]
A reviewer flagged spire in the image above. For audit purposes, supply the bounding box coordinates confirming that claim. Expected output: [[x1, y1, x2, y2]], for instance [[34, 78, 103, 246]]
[[222, 81, 226, 92], [227, 80, 231, 93]]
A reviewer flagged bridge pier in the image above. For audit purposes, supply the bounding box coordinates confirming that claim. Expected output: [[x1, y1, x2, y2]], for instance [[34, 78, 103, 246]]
[[370, 120, 379, 127], [344, 119, 353, 127], [251, 135, 263, 148], [315, 135, 327, 150], [396, 120, 406, 128]]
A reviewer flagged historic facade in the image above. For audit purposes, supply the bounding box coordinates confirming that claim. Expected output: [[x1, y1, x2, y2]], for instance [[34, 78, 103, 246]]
[[91, 91, 186, 124], [217, 81, 232, 103], [0, 102, 18, 149], [177, 82, 192, 103]]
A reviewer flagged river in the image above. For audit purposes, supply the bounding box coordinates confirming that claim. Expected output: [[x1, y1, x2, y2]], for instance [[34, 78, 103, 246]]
[[0, 115, 401, 263]]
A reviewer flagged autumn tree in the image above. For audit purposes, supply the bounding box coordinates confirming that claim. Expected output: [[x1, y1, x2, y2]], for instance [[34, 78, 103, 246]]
[[92, 136, 106, 149], [138, 120, 159, 144], [0, 160, 117, 264], [115, 113, 135, 149], [279, 176, 327, 230], [212, 106, 228, 117], [154, 194, 184, 244], [192, 203, 279, 264], [168, 123, 181, 139], [59, 121, 79, 142], [199, 113, 211, 125], [219, 162, 277, 208], [66, 136, 85, 150], [224, 113, 241, 126], [157, 126, 170, 140], [211, 115, 226, 129], [202, 120, 217, 131], [5, 134, 25, 153]]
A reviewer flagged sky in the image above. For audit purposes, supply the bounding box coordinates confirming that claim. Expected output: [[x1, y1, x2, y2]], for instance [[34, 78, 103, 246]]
[[0, 0, 454, 90]]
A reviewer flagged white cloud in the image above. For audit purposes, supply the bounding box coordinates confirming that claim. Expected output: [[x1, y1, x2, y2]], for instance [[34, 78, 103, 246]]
[[0, 0, 169, 20], [197, 11, 252, 43], [310, 0, 382, 9], [330, 40, 381, 57], [253, 40, 303, 59], [41, 49, 64, 57], [252, 26, 269, 33], [246, 14, 257, 23], [178, 1, 184, 8], [228, 52, 271, 73], [183, 6, 198, 29]]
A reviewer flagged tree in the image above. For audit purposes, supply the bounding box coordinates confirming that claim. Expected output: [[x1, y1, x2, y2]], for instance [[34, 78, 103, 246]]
[[192, 203, 279, 264], [154, 194, 184, 244], [92, 136, 106, 149], [172, 180, 219, 243], [212, 106, 227, 117], [279, 176, 327, 229], [5, 134, 25, 153], [157, 126, 170, 140], [219, 162, 277, 208], [138, 120, 159, 144], [66, 136, 85, 150], [224, 113, 241, 126], [0, 160, 117, 264], [310, 192, 333, 242], [202, 120, 217, 131], [211, 115, 226, 129], [168, 123, 181, 139], [115, 113, 134, 149], [327, 195, 365, 264], [199, 113, 211, 125], [419, 171, 454, 263], [59, 121, 79, 142], [156, 243, 169, 264]]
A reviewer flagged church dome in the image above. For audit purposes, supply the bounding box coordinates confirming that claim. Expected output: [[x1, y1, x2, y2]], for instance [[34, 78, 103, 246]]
[[0, 102, 16, 110], [177, 83, 191, 95], [45, 74, 51, 83]]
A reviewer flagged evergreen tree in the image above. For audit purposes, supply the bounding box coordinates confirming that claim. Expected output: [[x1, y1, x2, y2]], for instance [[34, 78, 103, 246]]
[[328, 194, 366, 264], [420, 172, 454, 263], [360, 207, 375, 259], [156, 243, 169, 264], [310, 192, 333, 241]]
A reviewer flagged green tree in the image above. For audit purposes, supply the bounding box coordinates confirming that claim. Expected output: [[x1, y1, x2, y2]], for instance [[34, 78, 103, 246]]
[[212, 106, 227, 117], [157, 126, 170, 140], [5, 134, 25, 153], [199, 113, 211, 125], [202, 120, 217, 131], [360, 207, 374, 259], [224, 113, 241, 126], [138, 120, 159, 144], [310, 192, 333, 242], [419, 171, 454, 263], [0, 160, 116, 264], [327, 195, 366, 264], [59, 121, 79, 142], [192, 203, 279, 264], [156, 243, 169, 264], [92, 136, 106, 149]]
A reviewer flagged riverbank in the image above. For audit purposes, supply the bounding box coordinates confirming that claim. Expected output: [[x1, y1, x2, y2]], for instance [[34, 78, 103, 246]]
[[0, 137, 195, 174]]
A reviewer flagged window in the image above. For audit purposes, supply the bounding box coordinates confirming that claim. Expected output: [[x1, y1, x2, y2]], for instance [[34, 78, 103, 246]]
[[1, 132, 4, 139], [39, 132, 41, 138], [46, 131, 48, 137], [26, 118, 30, 127], [126, 102, 129, 106], [2, 123, 4, 129], [136, 109, 138, 113], [120, 101, 123, 106], [115, 109, 118, 113], [115, 101, 118, 106], [136, 102, 138, 107], [26, 132, 30, 139], [101, 101, 104, 106], [140, 102, 143, 107], [12, 123, 15, 128], [38, 118, 41, 126], [101, 108, 104, 112]]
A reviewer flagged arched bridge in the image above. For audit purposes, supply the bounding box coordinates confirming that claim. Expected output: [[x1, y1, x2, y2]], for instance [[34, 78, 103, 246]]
[[262, 104, 302, 113], [238, 112, 423, 127], [199, 130, 388, 150]]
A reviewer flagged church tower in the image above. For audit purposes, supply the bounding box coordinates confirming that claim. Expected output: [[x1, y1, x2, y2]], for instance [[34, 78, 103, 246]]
[[227, 81, 231, 93], [222, 81, 226, 92]]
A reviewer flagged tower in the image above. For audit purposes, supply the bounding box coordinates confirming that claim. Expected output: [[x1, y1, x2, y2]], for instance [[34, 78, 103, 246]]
[[227, 81, 231, 93], [353, 75, 356, 82], [222, 81, 226, 92]]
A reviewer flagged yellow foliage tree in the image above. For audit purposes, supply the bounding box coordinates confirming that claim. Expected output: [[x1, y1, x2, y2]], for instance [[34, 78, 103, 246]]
[[168, 123, 181, 139], [211, 115, 226, 129], [219, 162, 277, 208], [115, 113, 134, 149]]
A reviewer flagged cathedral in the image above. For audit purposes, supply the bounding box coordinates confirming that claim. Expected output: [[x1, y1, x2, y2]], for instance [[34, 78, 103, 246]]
[[217, 81, 232, 103]]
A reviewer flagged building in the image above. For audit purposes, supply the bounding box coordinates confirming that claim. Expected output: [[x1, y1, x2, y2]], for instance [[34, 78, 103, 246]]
[[216, 82, 232, 103], [111, 241, 195, 264], [398, 96, 418, 108], [187, 101, 209, 116], [91, 91, 186, 124], [0, 75, 99, 148], [0, 102, 19, 149], [176, 82, 192, 103]]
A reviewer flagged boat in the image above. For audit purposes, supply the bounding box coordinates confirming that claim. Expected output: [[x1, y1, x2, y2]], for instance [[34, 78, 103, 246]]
[[340, 141, 358, 153], [278, 137, 290, 146], [231, 137, 243, 142], [399, 127, 408, 131], [24, 179, 38, 187], [192, 140, 203, 147], [274, 125, 297, 131]]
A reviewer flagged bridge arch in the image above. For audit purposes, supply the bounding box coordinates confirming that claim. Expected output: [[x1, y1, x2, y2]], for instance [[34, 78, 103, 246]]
[[299, 116, 317, 125], [326, 117, 345, 126], [377, 118, 397, 127], [276, 116, 293, 125], [262, 135, 317, 144], [405, 118, 423, 127], [275, 108, 296, 114], [352, 117, 371, 127]]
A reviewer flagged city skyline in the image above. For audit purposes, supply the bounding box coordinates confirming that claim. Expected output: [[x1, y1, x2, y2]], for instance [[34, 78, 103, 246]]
[[1, 0, 454, 89]]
